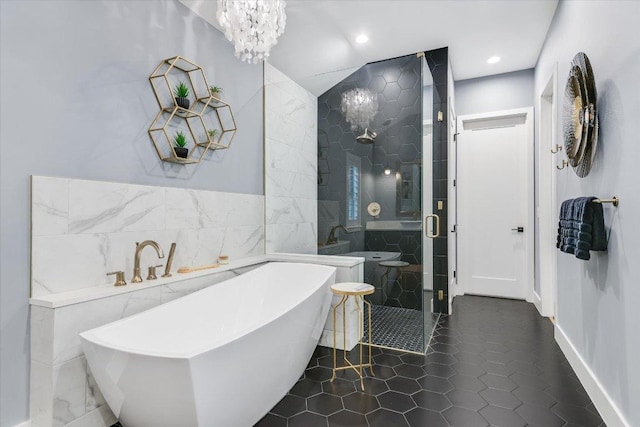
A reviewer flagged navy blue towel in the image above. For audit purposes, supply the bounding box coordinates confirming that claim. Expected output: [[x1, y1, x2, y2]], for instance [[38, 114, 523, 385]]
[[557, 197, 607, 260]]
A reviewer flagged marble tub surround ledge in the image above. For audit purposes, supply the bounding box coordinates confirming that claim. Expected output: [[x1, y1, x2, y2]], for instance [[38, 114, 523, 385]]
[[31, 176, 265, 298]]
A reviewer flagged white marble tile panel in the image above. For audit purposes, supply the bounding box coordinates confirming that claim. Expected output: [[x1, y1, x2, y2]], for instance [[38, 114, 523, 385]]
[[32, 234, 108, 297], [265, 168, 315, 200], [30, 360, 54, 427], [267, 68, 317, 107], [265, 169, 296, 198], [171, 227, 226, 268], [164, 188, 210, 230], [292, 173, 317, 200], [266, 111, 309, 149], [52, 287, 162, 365], [31, 306, 55, 364], [319, 326, 360, 351], [32, 176, 70, 237], [264, 109, 291, 146], [165, 188, 263, 231], [264, 62, 288, 86], [266, 223, 317, 254], [267, 138, 314, 176], [52, 356, 87, 426], [322, 296, 359, 333], [335, 264, 364, 283], [220, 225, 265, 259], [85, 365, 105, 413], [298, 145, 318, 178], [68, 180, 165, 234], [64, 403, 115, 427], [267, 197, 317, 225], [301, 126, 319, 156], [221, 193, 264, 227], [266, 84, 315, 129]]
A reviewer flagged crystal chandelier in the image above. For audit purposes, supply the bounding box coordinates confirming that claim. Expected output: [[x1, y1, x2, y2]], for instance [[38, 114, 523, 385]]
[[217, 0, 287, 64], [340, 88, 379, 132]]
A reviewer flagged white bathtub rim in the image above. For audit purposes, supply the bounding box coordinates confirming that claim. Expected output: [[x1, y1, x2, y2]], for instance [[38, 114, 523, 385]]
[[80, 262, 336, 359]]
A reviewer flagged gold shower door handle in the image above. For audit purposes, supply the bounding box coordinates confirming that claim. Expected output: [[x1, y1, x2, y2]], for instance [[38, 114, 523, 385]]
[[425, 214, 440, 238]]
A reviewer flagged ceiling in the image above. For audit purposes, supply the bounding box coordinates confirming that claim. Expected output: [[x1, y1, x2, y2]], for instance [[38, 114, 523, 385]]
[[180, 0, 558, 96]]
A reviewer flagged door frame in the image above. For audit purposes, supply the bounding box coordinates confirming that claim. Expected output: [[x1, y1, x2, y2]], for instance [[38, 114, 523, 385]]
[[448, 101, 458, 313], [536, 64, 558, 317], [456, 107, 535, 302]]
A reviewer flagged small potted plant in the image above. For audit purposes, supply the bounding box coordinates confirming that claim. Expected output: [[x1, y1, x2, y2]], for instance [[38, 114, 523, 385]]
[[209, 85, 223, 99], [173, 131, 188, 158], [207, 129, 219, 142], [174, 81, 190, 109]]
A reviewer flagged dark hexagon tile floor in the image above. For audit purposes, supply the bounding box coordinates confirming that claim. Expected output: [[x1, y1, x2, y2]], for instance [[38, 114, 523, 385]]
[[112, 296, 605, 427], [255, 296, 605, 427]]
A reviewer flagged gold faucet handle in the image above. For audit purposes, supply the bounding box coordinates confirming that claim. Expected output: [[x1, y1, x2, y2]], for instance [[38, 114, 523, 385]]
[[146, 264, 163, 281], [107, 271, 127, 287]]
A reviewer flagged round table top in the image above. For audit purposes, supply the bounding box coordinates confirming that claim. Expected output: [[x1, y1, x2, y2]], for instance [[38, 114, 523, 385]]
[[379, 261, 410, 268], [331, 282, 375, 296]]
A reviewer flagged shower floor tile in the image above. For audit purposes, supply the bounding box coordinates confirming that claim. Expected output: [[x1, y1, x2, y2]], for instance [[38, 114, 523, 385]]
[[364, 305, 425, 353]]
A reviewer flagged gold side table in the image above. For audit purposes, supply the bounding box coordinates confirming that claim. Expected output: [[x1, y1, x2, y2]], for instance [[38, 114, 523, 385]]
[[330, 282, 375, 391]]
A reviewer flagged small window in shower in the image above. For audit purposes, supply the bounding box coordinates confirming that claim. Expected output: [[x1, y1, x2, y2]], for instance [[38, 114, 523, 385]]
[[346, 152, 361, 230]]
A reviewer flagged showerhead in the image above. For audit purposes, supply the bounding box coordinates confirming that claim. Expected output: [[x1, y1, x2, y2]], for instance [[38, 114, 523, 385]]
[[356, 128, 377, 144]]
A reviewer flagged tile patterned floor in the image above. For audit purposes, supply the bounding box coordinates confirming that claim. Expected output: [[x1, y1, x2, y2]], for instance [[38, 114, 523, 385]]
[[256, 296, 604, 427], [112, 296, 604, 426], [364, 305, 425, 353]]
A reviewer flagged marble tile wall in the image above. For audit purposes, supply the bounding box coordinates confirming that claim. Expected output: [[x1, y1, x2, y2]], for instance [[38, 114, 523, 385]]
[[31, 176, 265, 297], [264, 63, 318, 254], [30, 175, 266, 426]]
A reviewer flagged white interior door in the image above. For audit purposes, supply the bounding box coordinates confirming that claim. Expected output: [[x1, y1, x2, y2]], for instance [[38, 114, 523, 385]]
[[457, 108, 534, 300]]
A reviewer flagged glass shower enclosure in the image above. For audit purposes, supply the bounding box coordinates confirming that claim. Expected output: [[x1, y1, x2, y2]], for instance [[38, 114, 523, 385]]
[[316, 53, 437, 353]]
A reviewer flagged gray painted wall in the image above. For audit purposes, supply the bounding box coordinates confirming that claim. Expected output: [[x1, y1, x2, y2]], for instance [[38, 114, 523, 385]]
[[455, 69, 534, 116], [0, 1, 263, 424], [535, 1, 640, 425]]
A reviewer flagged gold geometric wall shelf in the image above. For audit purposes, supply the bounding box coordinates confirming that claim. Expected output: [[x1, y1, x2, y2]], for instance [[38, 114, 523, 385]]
[[196, 97, 238, 150], [148, 56, 238, 164]]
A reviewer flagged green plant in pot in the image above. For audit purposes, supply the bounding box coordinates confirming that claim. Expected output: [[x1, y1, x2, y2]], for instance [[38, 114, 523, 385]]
[[174, 81, 190, 109], [207, 128, 219, 142], [209, 85, 223, 99], [173, 131, 189, 158]]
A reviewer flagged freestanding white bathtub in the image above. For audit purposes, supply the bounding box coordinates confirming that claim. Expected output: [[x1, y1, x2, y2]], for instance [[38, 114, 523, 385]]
[[80, 262, 336, 427]]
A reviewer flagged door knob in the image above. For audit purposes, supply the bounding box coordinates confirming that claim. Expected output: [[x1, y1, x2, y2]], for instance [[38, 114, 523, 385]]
[[511, 227, 524, 233]]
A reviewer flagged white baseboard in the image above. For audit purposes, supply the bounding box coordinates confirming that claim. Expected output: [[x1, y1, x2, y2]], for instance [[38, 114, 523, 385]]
[[533, 291, 542, 315], [13, 421, 30, 427], [555, 324, 629, 427]]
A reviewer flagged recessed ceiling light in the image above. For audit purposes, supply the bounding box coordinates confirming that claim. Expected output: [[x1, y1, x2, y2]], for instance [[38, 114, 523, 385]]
[[356, 34, 369, 44], [487, 56, 501, 64]]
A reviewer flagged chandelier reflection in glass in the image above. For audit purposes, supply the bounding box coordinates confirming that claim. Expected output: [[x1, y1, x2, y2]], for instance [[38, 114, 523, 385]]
[[340, 87, 378, 132], [217, 0, 287, 64]]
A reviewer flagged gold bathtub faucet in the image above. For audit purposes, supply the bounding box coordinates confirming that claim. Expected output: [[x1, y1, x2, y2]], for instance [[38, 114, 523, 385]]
[[132, 240, 165, 283]]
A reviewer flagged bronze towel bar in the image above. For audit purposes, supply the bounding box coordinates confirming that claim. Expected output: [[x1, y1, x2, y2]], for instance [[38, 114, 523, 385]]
[[593, 196, 619, 207]]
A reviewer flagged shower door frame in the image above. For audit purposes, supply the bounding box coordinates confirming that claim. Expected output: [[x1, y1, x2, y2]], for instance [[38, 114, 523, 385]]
[[422, 48, 450, 315]]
